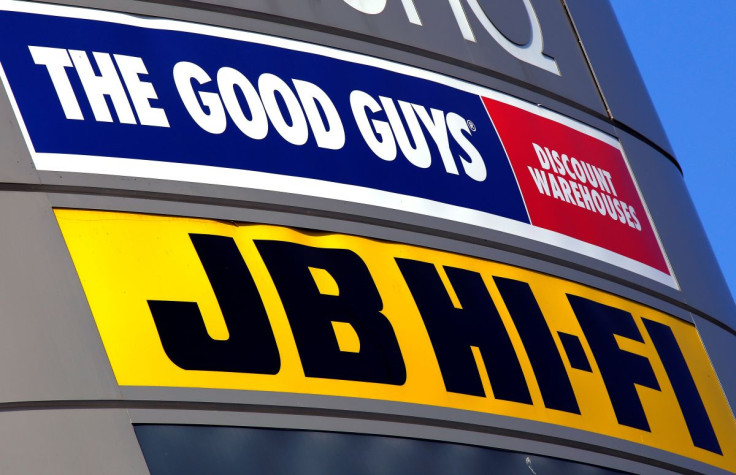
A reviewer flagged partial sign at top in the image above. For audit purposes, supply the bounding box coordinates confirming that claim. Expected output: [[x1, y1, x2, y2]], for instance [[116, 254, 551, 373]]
[[343, 0, 559, 74], [191, 0, 606, 112], [0, 1, 675, 287]]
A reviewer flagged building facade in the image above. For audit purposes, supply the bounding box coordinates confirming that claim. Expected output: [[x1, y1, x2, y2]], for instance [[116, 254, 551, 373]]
[[0, 0, 733, 473]]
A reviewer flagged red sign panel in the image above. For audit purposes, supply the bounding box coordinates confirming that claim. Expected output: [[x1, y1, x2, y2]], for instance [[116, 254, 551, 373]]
[[483, 97, 669, 276]]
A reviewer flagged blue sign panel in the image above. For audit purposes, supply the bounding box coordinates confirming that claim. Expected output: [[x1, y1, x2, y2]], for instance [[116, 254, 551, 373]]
[[0, 3, 528, 224], [0, 2, 678, 288]]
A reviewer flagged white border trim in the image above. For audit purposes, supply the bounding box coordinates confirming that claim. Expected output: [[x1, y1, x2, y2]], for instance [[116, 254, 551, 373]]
[[0, 0, 678, 289]]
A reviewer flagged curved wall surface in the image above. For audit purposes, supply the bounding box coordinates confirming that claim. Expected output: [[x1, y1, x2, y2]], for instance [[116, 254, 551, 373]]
[[0, 1, 733, 473]]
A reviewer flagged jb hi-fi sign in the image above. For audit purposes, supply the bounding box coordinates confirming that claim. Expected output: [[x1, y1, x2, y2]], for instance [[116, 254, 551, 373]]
[[341, 0, 559, 74]]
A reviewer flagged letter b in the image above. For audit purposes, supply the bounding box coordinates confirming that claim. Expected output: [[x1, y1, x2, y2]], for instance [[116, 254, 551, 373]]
[[256, 240, 406, 385]]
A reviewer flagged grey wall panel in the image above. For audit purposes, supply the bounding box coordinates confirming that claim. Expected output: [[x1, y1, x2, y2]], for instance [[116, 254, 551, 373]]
[[0, 409, 148, 474], [617, 132, 736, 328], [0, 66, 41, 185], [564, 0, 675, 158], [0, 191, 120, 402], [694, 315, 736, 415]]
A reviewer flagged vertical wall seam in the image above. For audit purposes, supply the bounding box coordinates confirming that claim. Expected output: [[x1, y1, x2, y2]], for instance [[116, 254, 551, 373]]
[[558, 0, 613, 120]]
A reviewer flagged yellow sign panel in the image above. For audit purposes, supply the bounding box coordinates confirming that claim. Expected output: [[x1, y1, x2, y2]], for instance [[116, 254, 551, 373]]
[[55, 209, 736, 471]]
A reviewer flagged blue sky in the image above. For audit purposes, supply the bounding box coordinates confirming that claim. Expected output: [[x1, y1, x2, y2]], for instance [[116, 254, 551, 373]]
[[610, 1, 736, 299]]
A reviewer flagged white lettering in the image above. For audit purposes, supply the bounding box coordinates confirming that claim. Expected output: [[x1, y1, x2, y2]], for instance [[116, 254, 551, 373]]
[[570, 181, 585, 208], [447, 0, 559, 75], [579, 183, 594, 211], [602, 194, 617, 220], [294, 79, 345, 150], [380, 97, 431, 168], [350, 90, 397, 161], [548, 174, 564, 201], [532, 143, 551, 170], [528, 166, 550, 196], [629, 205, 641, 231], [622, 201, 635, 228], [591, 189, 606, 215], [583, 162, 599, 187], [557, 175, 574, 204], [414, 105, 458, 175], [550, 149, 564, 175], [29, 46, 83, 120], [343, 0, 386, 14], [561, 154, 576, 178], [173, 61, 226, 134], [570, 157, 586, 183], [343, 0, 422, 25], [613, 198, 626, 223], [592, 166, 610, 194], [258, 73, 308, 146], [603, 170, 618, 197], [114, 54, 169, 127], [217, 67, 268, 140], [447, 112, 486, 182], [69, 50, 135, 124]]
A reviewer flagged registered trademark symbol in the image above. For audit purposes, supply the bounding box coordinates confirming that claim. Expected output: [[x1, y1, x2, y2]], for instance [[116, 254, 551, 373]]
[[467, 119, 476, 132]]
